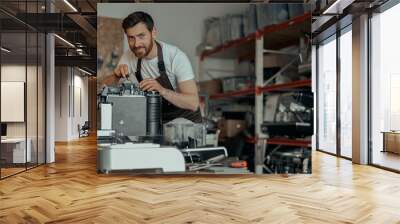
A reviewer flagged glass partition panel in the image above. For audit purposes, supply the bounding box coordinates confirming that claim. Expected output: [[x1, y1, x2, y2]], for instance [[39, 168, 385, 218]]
[[1, 31, 28, 177], [27, 31, 38, 169], [339, 28, 352, 158], [38, 32, 45, 165], [317, 35, 337, 154]]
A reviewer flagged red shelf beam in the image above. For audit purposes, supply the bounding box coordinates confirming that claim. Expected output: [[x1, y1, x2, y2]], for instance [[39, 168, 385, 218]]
[[267, 138, 311, 147], [259, 79, 311, 93], [200, 12, 312, 61], [207, 79, 311, 100], [209, 87, 255, 100], [200, 33, 257, 61], [245, 137, 311, 147], [260, 12, 311, 37]]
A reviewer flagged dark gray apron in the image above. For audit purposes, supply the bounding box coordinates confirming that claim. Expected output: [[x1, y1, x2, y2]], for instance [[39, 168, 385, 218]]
[[135, 41, 203, 124]]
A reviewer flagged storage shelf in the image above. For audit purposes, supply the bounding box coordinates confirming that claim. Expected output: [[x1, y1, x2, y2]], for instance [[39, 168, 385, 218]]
[[199, 11, 312, 174], [260, 79, 311, 92], [245, 137, 311, 148], [266, 138, 311, 147], [207, 79, 311, 100], [209, 87, 255, 100], [200, 13, 311, 61]]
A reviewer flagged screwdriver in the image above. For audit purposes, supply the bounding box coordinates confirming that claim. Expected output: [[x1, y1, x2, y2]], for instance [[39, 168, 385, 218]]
[[229, 160, 247, 168]]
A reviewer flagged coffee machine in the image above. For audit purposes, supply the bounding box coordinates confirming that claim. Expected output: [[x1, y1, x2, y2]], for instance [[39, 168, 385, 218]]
[[97, 82, 227, 174]]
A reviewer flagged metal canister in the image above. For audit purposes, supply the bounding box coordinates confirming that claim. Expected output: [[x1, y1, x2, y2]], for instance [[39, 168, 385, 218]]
[[146, 91, 162, 136]]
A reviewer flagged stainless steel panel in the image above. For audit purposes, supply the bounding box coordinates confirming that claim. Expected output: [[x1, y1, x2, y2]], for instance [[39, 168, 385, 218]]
[[108, 95, 147, 137]]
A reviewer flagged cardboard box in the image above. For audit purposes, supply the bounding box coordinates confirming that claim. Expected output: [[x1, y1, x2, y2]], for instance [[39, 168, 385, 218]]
[[198, 79, 222, 95], [288, 4, 306, 18], [222, 76, 254, 92], [218, 119, 247, 138], [256, 4, 289, 29], [263, 54, 292, 68]]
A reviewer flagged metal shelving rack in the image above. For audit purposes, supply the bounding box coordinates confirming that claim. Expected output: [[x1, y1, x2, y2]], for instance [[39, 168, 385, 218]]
[[199, 13, 312, 174]]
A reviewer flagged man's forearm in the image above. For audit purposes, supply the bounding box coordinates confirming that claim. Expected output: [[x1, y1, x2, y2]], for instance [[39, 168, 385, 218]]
[[101, 74, 119, 86], [160, 88, 199, 111]]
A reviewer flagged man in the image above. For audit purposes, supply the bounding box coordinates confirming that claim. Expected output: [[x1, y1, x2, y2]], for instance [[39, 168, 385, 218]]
[[101, 11, 202, 124]]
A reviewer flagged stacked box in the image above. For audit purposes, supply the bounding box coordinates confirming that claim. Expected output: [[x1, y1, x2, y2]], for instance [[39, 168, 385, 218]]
[[219, 14, 245, 44], [222, 76, 254, 92], [256, 3, 289, 29], [288, 4, 306, 18], [218, 118, 247, 138], [242, 12, 249, 36], [204, 17, 222, 47], [198, 79, 222, 95], [203, 3, 305, 46], [242, 5, 257, 37], [230, 14, 244, 41]]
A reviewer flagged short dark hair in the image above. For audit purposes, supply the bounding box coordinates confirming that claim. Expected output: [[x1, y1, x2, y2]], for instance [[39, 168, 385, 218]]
[[122, 11, 154, 32]]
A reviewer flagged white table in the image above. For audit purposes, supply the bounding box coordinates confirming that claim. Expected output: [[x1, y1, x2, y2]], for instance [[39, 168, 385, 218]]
[[1, 138, 32, 163]]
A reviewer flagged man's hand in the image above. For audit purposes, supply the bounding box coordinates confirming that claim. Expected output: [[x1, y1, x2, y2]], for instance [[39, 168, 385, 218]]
[[139, 78, 166, 93], [100, 64, 129, 86], [113, 64, 129, 78]]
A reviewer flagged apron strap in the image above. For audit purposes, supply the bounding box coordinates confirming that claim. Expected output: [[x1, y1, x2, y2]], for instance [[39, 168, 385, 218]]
[[135, 58, 143, 83], [155, 41, 175, 91], [135, 41, 174, 91]]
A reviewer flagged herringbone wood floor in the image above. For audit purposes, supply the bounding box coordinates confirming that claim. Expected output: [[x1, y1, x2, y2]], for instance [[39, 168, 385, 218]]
[[1, 135, 400, 224]]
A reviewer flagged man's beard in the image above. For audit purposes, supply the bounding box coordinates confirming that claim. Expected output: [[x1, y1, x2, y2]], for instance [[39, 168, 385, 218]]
[[131, 38, 154, 58]]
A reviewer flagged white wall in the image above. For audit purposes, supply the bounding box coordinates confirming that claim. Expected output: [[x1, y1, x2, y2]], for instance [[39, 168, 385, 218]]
[[55, 67, 89, 141], [1, 65, 26, 82], [55, 66, 68, 141], [97, 3, 251, 81], [72, 74, 89, 138], [1, 65, 39, 136], [76, 74, 89, 123], [1, 65, 26, 139]]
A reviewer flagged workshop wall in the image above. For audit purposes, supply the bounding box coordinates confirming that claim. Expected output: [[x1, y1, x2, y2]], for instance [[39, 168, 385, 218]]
[[97, 17, 124, 84], [97, 3, 249, 81]]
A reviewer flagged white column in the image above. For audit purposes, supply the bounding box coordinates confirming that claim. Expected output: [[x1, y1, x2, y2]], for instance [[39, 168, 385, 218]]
[[54, 67, 74, 141], [352, 14, 369, 164], [312, 45, 317, 151], [45, 0, 55, 163], [254, 34, 265, 174], [46, 33, 55, 163]]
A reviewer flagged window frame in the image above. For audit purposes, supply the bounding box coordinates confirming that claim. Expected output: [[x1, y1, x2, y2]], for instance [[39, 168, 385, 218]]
[[315, 22, 353, 160]]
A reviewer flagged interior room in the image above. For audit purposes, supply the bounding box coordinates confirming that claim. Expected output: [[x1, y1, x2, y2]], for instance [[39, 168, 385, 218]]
[[370, 3, 400, 171], [0, 8, 46, 178], [0, 0, 399, 223], [314, 0, 400, 172]]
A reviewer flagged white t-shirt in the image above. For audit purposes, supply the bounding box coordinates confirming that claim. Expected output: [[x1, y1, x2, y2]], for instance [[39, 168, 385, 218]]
[[117, 41, 195, 90]]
